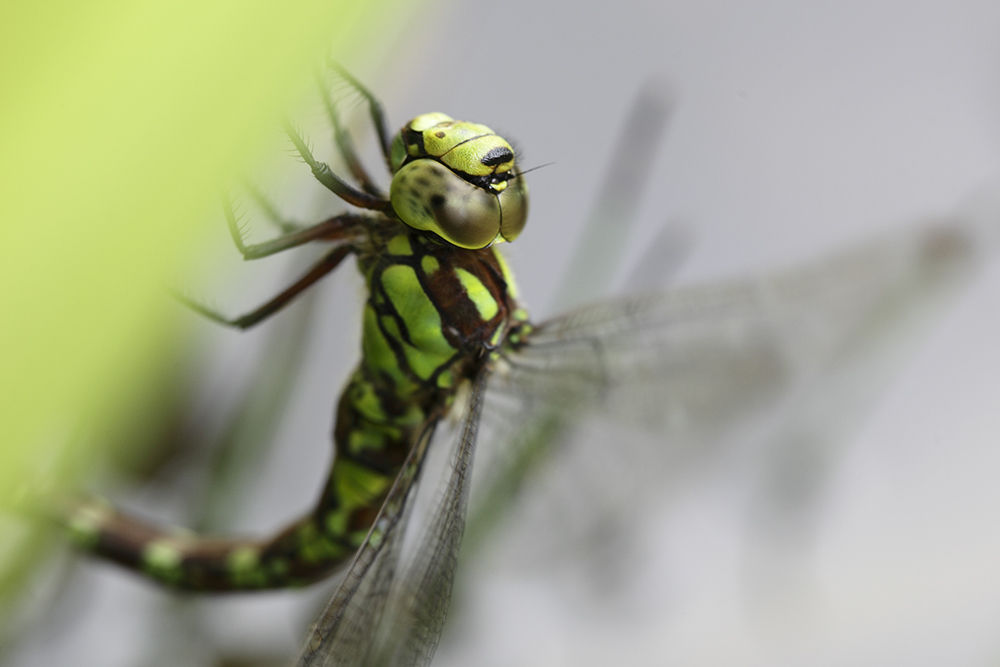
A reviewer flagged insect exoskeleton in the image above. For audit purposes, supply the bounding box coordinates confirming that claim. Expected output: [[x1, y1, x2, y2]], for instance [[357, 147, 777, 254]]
[[389, 112, 529, 249]]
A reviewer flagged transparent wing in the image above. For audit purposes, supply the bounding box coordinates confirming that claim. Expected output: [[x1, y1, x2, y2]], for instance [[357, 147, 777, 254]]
[[295, 423, 432, 666], [366, 370, 488, 667], [511, 217, 983, 424], [296, 370, 489, 667], [522, 224, 970, 416], [468, 213, 994, 551]]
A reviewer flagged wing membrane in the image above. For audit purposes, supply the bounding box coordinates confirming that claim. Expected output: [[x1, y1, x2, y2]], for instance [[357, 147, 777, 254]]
[[296, 421, 434, 666], [468, 216, 988, 551], [507, 218, 977, 430], [368, 370, 488, 667]]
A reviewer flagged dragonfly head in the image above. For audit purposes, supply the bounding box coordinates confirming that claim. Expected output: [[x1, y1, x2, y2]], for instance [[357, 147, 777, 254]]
[[388, 113, 529, 250]]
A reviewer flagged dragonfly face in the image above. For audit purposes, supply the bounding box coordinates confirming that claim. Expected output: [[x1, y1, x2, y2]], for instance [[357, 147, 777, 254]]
[[389, 113, 529, 248]]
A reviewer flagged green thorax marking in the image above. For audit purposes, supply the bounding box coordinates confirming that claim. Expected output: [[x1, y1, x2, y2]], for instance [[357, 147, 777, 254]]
[[359, 229, 518, 392], [330, 227, 525, 531]]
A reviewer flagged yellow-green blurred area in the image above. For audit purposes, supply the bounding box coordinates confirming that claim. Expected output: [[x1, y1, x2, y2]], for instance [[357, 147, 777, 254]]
[[0, 0, 412, 607]]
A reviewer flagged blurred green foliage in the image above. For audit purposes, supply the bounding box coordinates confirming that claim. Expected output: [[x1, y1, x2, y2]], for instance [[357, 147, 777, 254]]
[[0, 0, 402, 594]]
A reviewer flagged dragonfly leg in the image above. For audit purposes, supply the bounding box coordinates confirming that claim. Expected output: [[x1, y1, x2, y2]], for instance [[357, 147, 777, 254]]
[[328, 61, 393, 169], [241, 180, 306, 234], [282, 119, 390, 213], [222, 199, 363, 260], [316, 71, 384, 198], [178, 245, 352, 329]]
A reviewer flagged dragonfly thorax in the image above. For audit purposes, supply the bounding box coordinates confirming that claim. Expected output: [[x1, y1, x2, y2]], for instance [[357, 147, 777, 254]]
[[388, 113, 529, 250]]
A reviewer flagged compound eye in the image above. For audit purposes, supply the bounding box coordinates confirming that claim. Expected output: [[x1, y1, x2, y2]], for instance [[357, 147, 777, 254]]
[[497, 175, 529, 242], [390, 160, 501, 249]]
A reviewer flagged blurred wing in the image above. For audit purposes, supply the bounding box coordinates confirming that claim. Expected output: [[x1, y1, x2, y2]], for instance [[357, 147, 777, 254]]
[[511, 218, 980, 427], [468, 215, 990, 547], [296, 369, 489, 667], [368, 369, 488, 667], [295, 421, 433, 666], [553, 80, 675, 311]]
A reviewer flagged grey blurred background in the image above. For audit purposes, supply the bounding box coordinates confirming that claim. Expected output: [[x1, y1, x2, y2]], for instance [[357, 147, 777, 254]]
[[8, 1, 1000, 665]]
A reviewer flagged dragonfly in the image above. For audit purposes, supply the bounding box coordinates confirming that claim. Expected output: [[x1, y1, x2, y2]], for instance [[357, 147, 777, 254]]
[[59, 65, 998, 666]]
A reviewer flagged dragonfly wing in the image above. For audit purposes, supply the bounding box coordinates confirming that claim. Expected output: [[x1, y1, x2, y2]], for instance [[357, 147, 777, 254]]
[[296, 369, 489, 667], [468, 215, 991, 552], [369, 369, 489, 667], [295, 422, 435, 666], [506, 217, 983, 431]]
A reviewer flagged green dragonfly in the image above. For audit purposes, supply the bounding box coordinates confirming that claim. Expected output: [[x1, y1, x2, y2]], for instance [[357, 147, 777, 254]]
[[61, 66, 995, 666]]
